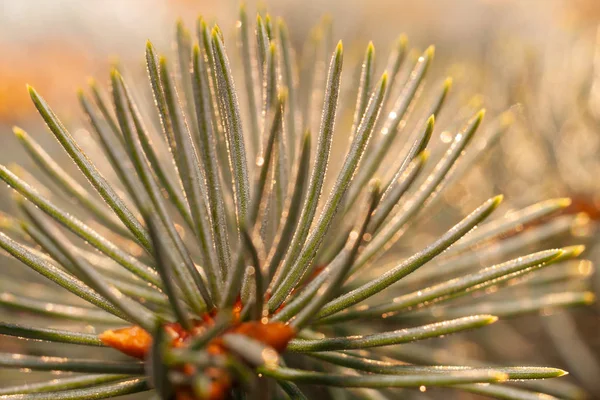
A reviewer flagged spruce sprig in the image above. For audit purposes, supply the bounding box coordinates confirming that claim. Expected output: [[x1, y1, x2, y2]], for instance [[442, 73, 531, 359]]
[[0, 5, 593, 400]]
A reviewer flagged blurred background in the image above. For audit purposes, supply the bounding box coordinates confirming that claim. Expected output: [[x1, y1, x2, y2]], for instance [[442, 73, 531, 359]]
[[1, 0, 600, 398]]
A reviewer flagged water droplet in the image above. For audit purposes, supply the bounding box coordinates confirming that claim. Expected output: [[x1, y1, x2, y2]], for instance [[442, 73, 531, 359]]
[[261, 348, 279, 367], [440, 131, 452, 143]]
